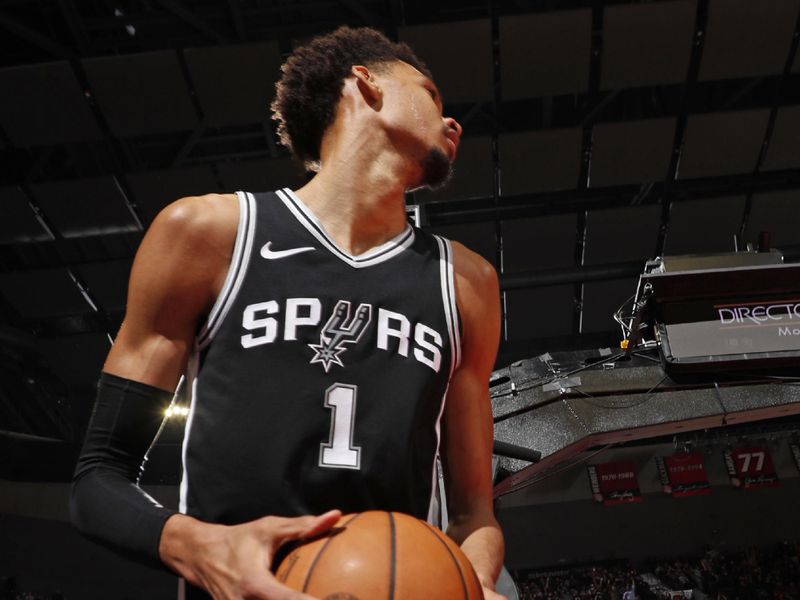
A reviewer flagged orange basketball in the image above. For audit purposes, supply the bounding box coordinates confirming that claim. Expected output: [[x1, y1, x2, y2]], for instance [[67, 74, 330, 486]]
[[275, 511, 484, 599]]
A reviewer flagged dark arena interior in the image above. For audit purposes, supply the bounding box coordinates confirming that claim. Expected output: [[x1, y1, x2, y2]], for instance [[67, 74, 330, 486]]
[[1, 1, 800, 599]]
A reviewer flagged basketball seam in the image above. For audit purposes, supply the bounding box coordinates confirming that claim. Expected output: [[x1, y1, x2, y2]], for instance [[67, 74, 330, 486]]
[[277, 552, 298, 583], [301, 513, 363, 593], [421, 522, 471, 600]]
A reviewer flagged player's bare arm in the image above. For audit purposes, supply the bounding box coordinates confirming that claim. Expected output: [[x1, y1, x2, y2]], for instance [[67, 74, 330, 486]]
[[441, 241, 506, 599], [103, 193, 238, 389], [79, 193, 341, 600]]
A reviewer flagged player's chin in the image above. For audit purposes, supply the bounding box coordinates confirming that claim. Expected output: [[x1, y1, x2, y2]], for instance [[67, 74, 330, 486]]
[[415, 147, 453, 191]]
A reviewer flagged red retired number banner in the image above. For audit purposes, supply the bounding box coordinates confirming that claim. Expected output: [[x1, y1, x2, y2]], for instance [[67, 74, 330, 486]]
[[587, 461, 642, 505], [656, 453, 711, 497], [723, 446, 779, 489]]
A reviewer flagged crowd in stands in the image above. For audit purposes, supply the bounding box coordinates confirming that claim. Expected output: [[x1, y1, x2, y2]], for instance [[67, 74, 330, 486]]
[[515, 541, 799, 600], [516, 564, 653, 599], [665, 541, 799, 600], [4, 541, 798, 599], [1, 577, 64, 600]]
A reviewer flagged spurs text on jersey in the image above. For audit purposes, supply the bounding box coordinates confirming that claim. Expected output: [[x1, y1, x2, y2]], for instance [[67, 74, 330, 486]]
[[240, 298, 444, 373]]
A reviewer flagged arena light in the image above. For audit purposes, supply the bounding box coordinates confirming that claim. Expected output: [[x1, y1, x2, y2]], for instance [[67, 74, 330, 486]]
[[165, 405, 190, 419], [114, 7, 136, 36]]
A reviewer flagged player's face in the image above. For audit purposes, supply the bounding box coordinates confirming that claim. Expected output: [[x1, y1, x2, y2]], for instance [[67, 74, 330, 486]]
[[380, 62, 462, 189]]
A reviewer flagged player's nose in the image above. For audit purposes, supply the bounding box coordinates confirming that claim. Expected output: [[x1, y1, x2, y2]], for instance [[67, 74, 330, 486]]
[[443, 117, 462, 156], [444, 116, 462, 141]]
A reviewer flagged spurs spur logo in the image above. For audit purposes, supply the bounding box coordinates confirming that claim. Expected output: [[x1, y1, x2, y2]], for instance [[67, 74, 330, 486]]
[[309, 300, 372, 372]]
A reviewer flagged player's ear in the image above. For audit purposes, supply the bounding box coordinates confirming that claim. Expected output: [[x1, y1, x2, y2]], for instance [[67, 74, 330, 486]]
[[351, 65, 382, 107]]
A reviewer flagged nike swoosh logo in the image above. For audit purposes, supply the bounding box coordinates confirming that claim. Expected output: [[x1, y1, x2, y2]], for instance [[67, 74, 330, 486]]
[[260, 241, 316, 260]]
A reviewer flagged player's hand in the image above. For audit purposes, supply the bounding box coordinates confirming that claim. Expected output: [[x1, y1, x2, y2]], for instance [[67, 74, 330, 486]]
[[159, 509, 342, 599], [481, 586, 508, 600]]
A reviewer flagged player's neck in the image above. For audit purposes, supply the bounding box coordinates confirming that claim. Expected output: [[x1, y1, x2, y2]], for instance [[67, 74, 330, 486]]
[[294, 135, 413, 257]]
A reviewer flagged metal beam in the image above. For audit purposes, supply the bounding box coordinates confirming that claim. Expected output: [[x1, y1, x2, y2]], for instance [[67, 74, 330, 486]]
[[389, 0, 404, 31], [338, 0, 385, 27], [0, 231, 143, 271], [424, 168, 800, 226], [0, 323, 36, 356], [738, 6, 800, 248], [574, 1, 603, 336], [264, 123, 280, 159], [20, 185, 113, 339], [57, 0, 91, 55], [171, 121, 207, 169], [0, 9, 74, 59], [2, 170, 800, 272], [155, 0, 228, 44], [501, 260, 643, 291], [489, 2, 506, 340], [31, 310, 120, 337], [656, 0, 709, 257], [4, 232, 796, 280], [227, 0, 247, 41], [7, 248, 800, 338]]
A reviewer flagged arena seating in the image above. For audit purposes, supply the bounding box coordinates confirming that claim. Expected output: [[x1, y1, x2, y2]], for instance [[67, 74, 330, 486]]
[[514, 541, 799, 600]]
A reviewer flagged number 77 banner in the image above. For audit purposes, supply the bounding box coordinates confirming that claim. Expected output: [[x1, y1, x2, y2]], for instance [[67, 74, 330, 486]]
[[723, 446, 779, 489]]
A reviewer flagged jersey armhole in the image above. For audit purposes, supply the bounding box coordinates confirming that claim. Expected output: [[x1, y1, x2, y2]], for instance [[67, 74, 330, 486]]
[[195, 191, 256, 350], [433, 235, 462, 379], [430, 235, 462, 526]]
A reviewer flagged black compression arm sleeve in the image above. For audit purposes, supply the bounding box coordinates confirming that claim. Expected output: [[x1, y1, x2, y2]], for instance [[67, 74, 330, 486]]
[[69, 372, 178, 565]]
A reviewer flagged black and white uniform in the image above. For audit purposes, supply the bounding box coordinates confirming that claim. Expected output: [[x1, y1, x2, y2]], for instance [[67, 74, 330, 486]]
[[178, 189, 461, 588]]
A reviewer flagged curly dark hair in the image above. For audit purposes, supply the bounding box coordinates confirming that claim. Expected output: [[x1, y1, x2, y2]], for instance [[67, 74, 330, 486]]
[[271, 26, 432, 170]]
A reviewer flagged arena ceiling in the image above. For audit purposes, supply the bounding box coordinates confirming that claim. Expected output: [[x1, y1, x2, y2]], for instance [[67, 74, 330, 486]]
[[1, 0, 799, 462]]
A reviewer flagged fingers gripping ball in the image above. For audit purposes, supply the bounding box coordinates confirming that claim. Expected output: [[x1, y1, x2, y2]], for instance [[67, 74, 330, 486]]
[[275, 511, 483, 600]]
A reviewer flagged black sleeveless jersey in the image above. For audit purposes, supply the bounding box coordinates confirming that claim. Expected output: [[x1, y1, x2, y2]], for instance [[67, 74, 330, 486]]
[[179, 188, 461, 530]]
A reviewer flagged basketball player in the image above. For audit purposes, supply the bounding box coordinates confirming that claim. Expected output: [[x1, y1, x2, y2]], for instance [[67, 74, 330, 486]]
[[71, 26, 505, 600]]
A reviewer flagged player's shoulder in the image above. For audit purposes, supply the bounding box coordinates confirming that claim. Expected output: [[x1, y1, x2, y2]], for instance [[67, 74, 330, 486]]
[[444, 239, 500, 357], [153, 193, 238, 232], [447, 239, 499, 291], [147, 193, 239, 247]]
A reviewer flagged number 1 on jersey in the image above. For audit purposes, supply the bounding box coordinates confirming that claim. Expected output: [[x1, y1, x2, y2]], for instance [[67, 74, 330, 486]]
[[319, 383, 361, 469]]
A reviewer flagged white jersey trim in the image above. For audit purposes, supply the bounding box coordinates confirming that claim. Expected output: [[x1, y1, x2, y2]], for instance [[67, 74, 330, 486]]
[[427, 381, 451, 525], [179, 353, 200, 515], [434, 236, 462, 376], [196, 191, 256, 349], [426, 235, 462, 523], [276, 188, 415, 268]]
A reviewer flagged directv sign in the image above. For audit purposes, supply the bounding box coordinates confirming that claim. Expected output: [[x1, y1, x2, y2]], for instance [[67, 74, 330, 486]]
[[638, 255, 800, 374], [662, 297, 800, 361]]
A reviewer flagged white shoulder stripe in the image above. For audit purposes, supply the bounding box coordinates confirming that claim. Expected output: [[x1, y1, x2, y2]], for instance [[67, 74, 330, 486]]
[[196, 191, 255, 349], [434, 235, 461, 377], [426, 236, 461, 525]]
